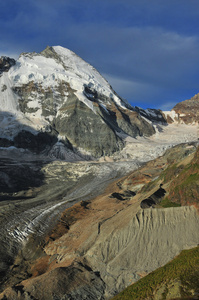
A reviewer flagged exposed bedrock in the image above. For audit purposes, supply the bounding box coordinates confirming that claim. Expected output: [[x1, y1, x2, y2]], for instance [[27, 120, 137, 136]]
[[1, 262, 106, 300], [172, 92, 199, 124], [140, 185, 166, 208], [54, 87, 125, 158], [85, 206, 199, 298], [0, 56, 16, 75]]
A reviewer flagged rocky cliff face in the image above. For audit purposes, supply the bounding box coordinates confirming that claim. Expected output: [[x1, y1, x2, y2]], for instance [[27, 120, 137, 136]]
[[0, 56, 15, 75], [172, 93, 199, 124]]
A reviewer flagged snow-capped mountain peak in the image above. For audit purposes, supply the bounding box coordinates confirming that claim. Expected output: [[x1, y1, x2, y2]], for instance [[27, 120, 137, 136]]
[[0, 46, 166, 158]]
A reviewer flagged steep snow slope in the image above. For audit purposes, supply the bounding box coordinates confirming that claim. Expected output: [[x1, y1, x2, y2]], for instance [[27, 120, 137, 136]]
[[53, 46, 127, 109]]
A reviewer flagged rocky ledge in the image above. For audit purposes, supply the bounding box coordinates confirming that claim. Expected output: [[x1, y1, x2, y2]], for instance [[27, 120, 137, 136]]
[[0, 56, 16, 76]]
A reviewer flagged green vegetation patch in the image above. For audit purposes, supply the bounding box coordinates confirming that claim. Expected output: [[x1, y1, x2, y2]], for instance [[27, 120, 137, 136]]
[[112, 246, 199, 300], [183, 172, 199, 185], [160, 197, 181, 208], [159, 152, 199, 206], [160, 163, 183, 183]]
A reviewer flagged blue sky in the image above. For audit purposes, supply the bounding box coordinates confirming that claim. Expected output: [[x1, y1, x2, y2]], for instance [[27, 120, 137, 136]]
[[1, 0, 199, 109]]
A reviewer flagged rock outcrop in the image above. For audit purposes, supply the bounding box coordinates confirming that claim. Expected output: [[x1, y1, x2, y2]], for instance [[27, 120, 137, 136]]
[[172, 93, 199, 124], [0, 56, 15, 75], [135, 106, 167, 124], [1, 262, 106, 300]]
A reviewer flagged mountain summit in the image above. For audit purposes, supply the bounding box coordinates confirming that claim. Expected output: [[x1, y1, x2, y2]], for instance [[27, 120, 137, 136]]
[[0, 46, 166, 159]]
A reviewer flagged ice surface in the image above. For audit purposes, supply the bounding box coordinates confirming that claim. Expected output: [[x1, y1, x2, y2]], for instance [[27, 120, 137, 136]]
[[114, 123, 199, 162]]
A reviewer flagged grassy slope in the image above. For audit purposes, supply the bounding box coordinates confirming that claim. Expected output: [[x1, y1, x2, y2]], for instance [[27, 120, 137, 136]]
[[160, 146, 199, 208], [140, 145, 199, 209], [112, 246, 199, 300]]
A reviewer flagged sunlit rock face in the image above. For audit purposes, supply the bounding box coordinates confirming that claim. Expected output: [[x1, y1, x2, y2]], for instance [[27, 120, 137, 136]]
[[172, 93, 199, 124]]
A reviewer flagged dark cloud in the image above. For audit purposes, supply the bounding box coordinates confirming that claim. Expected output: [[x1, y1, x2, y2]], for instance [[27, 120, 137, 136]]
[[1, 0, 199, 109]]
